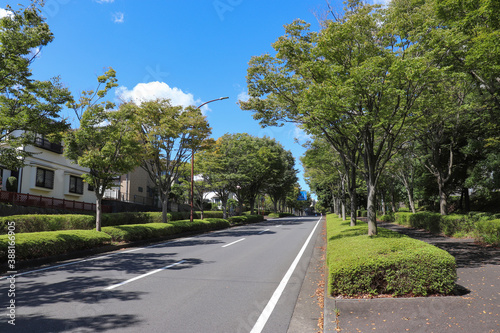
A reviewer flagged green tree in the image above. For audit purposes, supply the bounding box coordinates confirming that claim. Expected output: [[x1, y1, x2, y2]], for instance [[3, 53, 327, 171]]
[[65, 69, 142, 231], [263, 145, 297, 214], [196, 140, 233, 218], [129, 98, 212, 223], [434, 0, 500, 110], [241, 1, 435, 235], [0, 2, 71, 169]]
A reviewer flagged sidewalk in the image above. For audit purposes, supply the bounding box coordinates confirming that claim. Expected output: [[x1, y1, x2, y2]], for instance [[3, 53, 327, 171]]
[[324, 221, 500, 332]]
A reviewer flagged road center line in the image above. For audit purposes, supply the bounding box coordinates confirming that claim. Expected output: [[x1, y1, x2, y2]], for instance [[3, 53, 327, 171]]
[[221, 238, 246, 248], [258, 229, 270, 234], [250, 217, 322, 333], [104, 260, 186, 290]]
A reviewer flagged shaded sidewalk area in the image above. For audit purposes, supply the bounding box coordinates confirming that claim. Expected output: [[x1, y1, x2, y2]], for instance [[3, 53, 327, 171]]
[[325, 221, 500, 332]]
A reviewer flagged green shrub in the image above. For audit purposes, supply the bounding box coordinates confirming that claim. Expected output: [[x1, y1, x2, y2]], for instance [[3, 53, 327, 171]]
[[0, 211, 227, 234], [475, 219, 500, 246], [379, 213, 395, 222], [228, 215, 264, 224], [394, 212, 412, 226], [102, 223, 178, 242], [268, 212, 295, 218], [440, 214, 477, 236], [408, 212, 442, 233], [396, 212, 441, 233], [467, 211, 494, 222], [101, 212, 157, 226], [326, 214, 456, 296], [0, 230, 111, 261], [102, 219, 231, 242], [357, 210, 367, 217], [0, 215, 96, 234], [199, 211, 224, 219], [6, 176, 17, 192]]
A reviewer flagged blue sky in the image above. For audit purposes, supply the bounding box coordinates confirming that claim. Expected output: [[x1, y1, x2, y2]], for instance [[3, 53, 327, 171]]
[[1, 0, 363, 195]]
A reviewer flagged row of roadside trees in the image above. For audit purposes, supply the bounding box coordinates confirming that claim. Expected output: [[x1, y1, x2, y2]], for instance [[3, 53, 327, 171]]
[[0, 2, 305, 231], [240, 0, 500, 235]]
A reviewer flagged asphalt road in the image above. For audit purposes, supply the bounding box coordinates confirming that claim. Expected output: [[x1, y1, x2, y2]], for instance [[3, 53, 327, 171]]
[[1, 216, 322, 333]]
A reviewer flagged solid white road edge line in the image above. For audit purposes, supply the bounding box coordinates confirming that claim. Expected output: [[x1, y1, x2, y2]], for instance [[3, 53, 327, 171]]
[[249, 217, 322, 333], [104, 260, 186, 291], [221, 238, 246, 248]]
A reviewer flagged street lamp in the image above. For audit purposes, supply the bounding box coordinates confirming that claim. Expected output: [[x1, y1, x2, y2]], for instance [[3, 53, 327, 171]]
[[190, 97, 229, 222]]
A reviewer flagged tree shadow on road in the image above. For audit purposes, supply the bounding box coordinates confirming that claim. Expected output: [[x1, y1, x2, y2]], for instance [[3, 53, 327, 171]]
[[11, 313, 141, 333]]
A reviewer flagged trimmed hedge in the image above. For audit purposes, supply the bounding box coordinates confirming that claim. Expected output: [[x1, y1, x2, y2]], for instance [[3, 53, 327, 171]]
[[0, 214, 266, 262], [475, 220, 500, 246], [268, 212, 295, 218], [379, 213, 395, 222], [327, 214, 456, 297], [0, 230, 112, 261], [228, 215, 265, 224], [0, 211, 226, 234], [0, 215, 95, 234], [394, 211, 499, 243], [395, 212, 442, 233]]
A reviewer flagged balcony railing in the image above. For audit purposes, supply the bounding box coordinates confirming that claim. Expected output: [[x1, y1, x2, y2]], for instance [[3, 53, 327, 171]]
[[34, 137, 63, 154]]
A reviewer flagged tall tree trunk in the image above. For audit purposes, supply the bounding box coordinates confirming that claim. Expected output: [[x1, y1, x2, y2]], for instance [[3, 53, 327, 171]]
[[250, 195, 256, 215], [390, 185, 397, 213], [406, 187, 416, 214], [366, 178, 378, 236], [95, 195, 103, 232], [400, 172, 416, 214], [332, 192, 338, 215], [162, 198, 169, 223], [438, 175, 447, 215], [463, 187, 470, 212], [381, 192, 386, 216], [350, 191, 357, 226], [341, 176, 346, 221], [222, 198, 228, 219], [337, 198, 342, 219]]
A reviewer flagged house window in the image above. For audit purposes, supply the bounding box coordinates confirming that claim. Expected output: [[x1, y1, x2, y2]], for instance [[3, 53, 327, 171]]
[[36, 168, 54, 189], [69, 176, 84, 194], [138, 187, 143, 193]]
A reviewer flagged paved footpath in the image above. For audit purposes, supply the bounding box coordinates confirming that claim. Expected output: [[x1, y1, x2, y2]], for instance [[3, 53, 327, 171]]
[[324, 222, 500, 333]]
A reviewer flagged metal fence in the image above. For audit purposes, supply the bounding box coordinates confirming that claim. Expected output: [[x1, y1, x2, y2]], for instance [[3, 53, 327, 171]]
[[0, 190, 111, 213], [104, 191, 156, 207]]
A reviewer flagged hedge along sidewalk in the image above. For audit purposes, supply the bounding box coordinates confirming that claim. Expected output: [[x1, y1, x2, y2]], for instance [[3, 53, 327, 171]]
[[0, 211, 227, 234], [326, 214, 457, 297], [394, 211, 500, 246], [0, 215, 265, 269]]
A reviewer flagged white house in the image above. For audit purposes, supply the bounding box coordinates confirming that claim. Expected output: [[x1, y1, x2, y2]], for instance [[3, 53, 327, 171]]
[[0, 133, 96, 205]]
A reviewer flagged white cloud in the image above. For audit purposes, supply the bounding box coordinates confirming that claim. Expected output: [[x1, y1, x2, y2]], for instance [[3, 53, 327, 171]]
[[0, 8, 14, 19], [371, 0, 391, 6], [96, 0, 115, 3], [237, 90, 250, 102], [117, 81, 205, 111], [293, 126, 312, 144], [112, 12, 124, 23]]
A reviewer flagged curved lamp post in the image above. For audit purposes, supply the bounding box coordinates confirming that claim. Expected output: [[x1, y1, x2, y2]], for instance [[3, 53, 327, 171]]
[[190, 97, 229, 222]]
